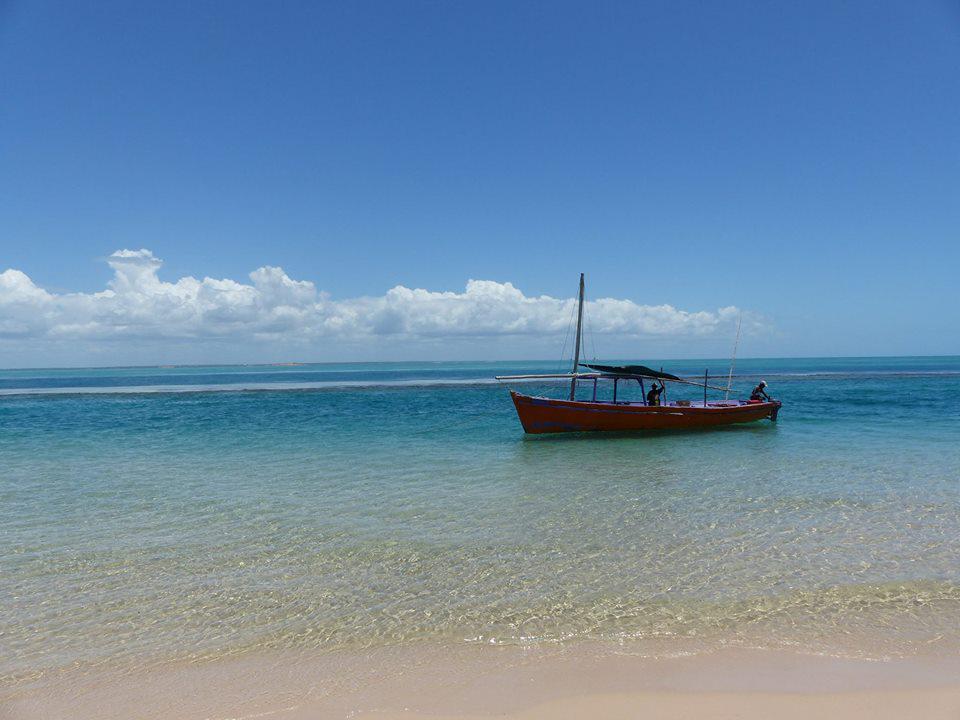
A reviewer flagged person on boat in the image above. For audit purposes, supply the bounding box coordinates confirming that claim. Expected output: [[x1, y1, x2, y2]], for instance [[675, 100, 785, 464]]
[[750, 380, 770, 402], [646, 381, 665, 406]]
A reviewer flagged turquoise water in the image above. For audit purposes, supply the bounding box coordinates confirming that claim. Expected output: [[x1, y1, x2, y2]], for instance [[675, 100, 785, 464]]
[[2, 357, 959, 693]]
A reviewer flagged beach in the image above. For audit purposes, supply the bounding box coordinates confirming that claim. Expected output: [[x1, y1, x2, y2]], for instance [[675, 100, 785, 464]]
[[5, 644, 960, 719], [2, 358, 959, 718]]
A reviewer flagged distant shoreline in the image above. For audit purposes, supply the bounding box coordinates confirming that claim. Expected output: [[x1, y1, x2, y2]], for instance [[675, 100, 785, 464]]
[[2, 353, 959, 372]]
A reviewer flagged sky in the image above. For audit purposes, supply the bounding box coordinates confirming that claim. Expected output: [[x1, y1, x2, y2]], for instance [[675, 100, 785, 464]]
[[1, 0, 958, 367]]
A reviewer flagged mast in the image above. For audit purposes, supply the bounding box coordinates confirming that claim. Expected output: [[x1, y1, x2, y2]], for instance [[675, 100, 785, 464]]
[[569, 272, 585, 400]]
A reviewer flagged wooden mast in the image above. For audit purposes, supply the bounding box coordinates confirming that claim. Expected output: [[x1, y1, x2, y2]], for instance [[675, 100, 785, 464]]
[[569, 273, 585, 401]]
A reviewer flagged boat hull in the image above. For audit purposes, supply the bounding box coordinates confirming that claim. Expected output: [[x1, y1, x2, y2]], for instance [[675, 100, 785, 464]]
[[510, 391, 781, 434]]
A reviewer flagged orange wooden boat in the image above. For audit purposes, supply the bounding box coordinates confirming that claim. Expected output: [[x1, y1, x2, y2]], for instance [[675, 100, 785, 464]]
[[496, 274, 782, 435], [508, 391, 780, 434]]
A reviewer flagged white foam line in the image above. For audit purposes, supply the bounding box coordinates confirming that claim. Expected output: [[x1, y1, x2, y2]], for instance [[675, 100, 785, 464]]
[[0, 378, 514, 396], [0, 370, 956, 397]]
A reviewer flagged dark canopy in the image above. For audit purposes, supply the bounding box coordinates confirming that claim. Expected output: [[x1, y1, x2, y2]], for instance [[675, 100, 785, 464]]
[[579, 363, 682, 381]]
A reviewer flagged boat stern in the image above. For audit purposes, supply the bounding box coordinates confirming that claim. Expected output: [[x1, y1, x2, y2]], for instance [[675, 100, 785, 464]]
[[769, 400, 782, 422]]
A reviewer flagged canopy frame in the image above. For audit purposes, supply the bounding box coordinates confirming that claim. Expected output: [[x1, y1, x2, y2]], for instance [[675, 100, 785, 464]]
[[494, 371, 733, 394]]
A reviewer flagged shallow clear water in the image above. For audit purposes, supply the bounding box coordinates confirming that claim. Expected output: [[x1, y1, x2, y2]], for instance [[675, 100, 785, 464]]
[[2, 357, 959, 692]]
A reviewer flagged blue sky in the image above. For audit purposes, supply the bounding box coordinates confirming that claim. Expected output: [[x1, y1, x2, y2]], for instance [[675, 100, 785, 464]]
[[1, 1, 958, 366]]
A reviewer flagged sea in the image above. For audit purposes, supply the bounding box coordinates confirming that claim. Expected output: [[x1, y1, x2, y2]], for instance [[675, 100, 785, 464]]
[[2, 357, 959, 701]]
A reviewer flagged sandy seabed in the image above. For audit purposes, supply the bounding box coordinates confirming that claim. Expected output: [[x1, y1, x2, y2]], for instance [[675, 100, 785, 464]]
[[4, 642, 960, 720]]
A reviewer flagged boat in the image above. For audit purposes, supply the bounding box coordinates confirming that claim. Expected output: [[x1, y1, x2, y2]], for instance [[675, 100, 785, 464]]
[[495, 274, 781, 434]]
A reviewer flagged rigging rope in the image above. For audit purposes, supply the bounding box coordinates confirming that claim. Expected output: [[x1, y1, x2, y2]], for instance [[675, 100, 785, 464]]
[[725, 312, 743, 401], [556, 294, 578, 373], [583, 287, 599, 361]]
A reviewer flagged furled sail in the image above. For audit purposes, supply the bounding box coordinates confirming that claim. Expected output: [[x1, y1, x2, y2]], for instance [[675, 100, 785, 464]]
[[579, 364, 682, 381]]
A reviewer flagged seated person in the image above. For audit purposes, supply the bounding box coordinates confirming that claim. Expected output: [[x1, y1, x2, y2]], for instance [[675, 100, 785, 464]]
[[750, 380, 771, 402]]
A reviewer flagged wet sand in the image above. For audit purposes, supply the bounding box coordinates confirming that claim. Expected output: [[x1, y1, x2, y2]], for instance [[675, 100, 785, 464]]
[[4, 644, 960, 720], [350, 690, 960, 720]]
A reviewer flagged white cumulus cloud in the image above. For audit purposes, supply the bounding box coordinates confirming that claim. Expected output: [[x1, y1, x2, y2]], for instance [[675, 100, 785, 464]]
[[0, 250, 757, 362]]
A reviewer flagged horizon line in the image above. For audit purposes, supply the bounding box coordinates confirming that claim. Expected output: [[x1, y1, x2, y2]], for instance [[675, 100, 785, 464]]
[[2, 353, 958, 372]]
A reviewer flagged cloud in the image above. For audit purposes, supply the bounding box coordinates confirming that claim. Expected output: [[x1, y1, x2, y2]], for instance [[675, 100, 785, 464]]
[[0, 250, 754, 354]]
